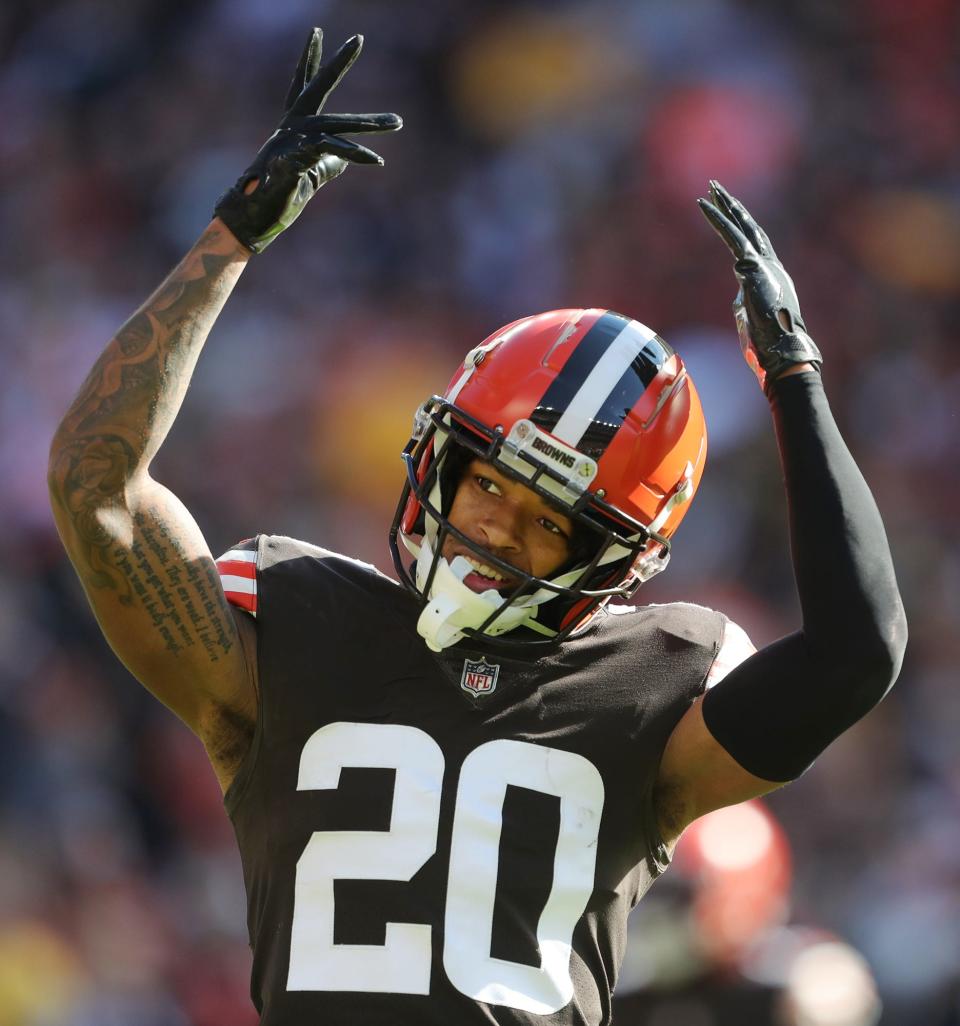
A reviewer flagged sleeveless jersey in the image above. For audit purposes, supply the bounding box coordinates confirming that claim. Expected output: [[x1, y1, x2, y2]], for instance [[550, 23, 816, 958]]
[[218, 535, 731, 1026]]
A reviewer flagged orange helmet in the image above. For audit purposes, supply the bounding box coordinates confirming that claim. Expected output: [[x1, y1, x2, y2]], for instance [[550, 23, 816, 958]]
[[390, 309, 707, 650]]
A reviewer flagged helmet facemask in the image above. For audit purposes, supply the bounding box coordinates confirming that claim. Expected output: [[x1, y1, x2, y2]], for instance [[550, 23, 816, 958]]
[[389, 397, 673, 652]]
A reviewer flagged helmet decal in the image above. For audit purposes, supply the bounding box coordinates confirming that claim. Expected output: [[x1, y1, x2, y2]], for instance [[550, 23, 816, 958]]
[[531, 312, 673, 458]]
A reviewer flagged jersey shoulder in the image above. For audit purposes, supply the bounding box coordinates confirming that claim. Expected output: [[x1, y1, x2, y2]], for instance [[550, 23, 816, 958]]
[[215, 534, 406, 620], [603, 600, 755, 684], [603, 599, 726, 643], [258, 535, 394, 581]]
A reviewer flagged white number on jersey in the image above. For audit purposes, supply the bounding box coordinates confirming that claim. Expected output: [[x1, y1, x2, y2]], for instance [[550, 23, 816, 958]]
[[287, 723, 444, 994], [444, 739, 604, 1013], [286, 722, 605, 1013]]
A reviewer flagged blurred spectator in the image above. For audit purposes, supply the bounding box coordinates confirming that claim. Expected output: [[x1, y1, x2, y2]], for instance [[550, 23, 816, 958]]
[[614, 802, 883, 1026]]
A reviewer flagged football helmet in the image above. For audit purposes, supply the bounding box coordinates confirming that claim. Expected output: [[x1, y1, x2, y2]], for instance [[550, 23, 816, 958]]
[[389, 309, 707, 651]]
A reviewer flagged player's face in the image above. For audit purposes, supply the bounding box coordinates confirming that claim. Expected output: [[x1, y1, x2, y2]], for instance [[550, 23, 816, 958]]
[[442, 458, 574, 593]]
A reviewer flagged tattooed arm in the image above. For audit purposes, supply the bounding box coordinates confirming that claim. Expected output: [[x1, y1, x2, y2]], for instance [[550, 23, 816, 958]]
[[48, 220, 257, 792], [48, 31, 402, 792]]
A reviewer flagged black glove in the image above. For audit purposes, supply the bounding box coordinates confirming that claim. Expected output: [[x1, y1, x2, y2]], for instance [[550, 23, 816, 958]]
[[698, 180, 822, 394], [214, 28, 402, 253]]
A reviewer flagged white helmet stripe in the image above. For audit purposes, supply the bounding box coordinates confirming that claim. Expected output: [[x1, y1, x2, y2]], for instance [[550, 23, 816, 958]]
[[551, 319, 658, 446]]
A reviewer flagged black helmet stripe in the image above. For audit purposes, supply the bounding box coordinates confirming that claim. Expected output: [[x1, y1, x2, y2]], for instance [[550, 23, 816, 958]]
[[531, 311, 673, 458]]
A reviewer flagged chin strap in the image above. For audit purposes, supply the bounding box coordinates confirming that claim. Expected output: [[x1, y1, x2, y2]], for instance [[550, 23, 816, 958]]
[[406, 535, 558, 651], [400, 528, 647, 650]]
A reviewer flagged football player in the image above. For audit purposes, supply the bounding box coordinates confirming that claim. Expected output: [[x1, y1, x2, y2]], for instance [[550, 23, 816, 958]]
[[48, 29, 906, 1026]]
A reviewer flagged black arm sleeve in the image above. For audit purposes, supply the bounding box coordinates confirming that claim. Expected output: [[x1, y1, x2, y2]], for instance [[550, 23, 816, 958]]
[[701, 371, 908, 782]]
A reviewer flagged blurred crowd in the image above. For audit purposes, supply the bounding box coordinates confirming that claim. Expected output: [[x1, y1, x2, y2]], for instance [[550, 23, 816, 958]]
[[1, 0, 959, 1023]]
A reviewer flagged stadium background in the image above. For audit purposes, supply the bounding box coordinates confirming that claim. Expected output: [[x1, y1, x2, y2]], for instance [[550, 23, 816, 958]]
[[1, 0, 958, 1023]]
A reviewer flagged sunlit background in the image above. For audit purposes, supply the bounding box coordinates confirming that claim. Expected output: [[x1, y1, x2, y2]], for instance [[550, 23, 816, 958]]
[[1, 1, 958, 1024]]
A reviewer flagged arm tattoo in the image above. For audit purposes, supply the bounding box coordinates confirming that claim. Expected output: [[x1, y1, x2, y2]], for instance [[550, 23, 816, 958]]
[[50, 222, 248, 662], [62, 244, 236, 447], [50, 434, 137, 592], [106, 512, 235, 661]]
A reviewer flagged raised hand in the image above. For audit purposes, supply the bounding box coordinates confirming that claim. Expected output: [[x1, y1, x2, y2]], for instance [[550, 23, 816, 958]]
[[698, 181, 821, 393], [215, 28, 403, 253]]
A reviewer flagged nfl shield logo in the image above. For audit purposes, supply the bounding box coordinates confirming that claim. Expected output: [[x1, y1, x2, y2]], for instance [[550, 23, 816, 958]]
[[460, 658, 500, 696]]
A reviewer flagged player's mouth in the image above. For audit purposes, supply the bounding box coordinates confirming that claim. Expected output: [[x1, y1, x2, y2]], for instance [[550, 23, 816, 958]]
[[454, 553, 520, 594]]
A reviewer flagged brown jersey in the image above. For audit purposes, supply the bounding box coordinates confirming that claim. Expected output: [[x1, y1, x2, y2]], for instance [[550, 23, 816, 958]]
[[218, 535, 726, 1026]]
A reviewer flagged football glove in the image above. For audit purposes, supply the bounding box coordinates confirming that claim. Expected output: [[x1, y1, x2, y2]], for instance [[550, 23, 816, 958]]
[[698, 180, 822, 393], [214, 28, 402, 253]]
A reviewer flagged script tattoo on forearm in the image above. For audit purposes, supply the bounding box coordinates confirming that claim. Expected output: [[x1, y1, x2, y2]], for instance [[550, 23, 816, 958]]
[[50, 222, 246, 661]]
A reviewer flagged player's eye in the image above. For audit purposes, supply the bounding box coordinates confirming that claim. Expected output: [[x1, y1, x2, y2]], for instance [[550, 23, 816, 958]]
[[475, 475, 502, 497], [538, 516, 569, 539]]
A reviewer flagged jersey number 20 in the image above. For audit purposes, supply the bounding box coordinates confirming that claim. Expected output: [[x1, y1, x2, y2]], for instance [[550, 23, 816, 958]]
[[287, 722, 605, 1014]]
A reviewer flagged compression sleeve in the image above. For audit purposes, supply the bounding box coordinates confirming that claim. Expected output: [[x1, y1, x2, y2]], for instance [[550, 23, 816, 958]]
[[700, 372, 907, 781]]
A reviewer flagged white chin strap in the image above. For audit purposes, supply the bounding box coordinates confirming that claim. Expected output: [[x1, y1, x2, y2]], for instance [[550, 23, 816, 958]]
[[400, 528, 645, 652], [407, 533, 557, 652]]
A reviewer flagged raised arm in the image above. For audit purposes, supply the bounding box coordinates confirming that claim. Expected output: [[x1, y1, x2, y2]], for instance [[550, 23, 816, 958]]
[[48, 222, 255, 776], [653, 182, 908, 846], [47, 28, 402, 791]]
